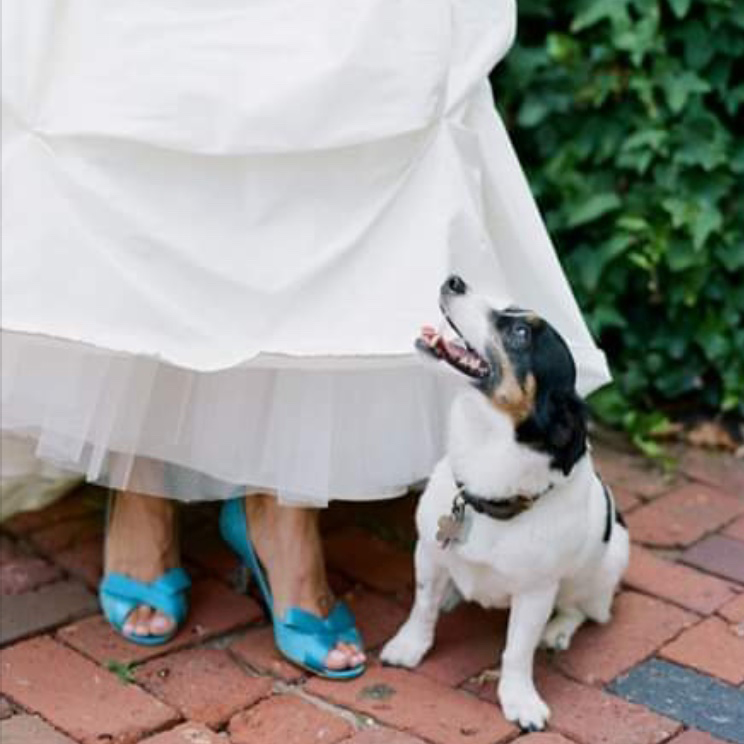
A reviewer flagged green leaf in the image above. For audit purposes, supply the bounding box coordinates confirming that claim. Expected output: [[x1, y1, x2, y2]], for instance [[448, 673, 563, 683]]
[[662, 71, 711, 113], [666, 240, 699, 271], [106, 660, 137, 685], [617, 215, 650, 232], [571, 0, 631, 32], [566, 193, 622, 227], [667, 0, 691, 19], [622, 129, 668, 152], [517, 97, 550, 128], [679, 20, 714, 69], [716, 243, 744, 272], [692, 204, 723, 249]]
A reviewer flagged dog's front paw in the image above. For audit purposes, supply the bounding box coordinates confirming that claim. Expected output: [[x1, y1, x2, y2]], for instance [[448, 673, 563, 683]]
[[498, 676, 550, 732], [380, 623, 432, 669]]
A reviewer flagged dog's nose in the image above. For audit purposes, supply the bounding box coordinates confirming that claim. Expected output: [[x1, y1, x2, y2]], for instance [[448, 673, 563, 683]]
[[443, 275, 467, 295]]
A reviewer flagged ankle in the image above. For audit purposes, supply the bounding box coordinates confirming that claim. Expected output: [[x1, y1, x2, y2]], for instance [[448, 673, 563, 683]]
[[106, 492, 179, 577]]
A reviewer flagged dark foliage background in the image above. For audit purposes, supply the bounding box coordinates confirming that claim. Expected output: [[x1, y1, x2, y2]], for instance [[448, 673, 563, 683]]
[[491, 0, 743, 449]]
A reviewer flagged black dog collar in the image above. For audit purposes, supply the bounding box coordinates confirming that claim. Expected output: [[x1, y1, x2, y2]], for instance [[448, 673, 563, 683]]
[[436, 482, 554, 548]]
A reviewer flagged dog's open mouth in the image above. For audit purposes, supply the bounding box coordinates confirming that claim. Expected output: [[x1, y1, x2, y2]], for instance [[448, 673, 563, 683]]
[[416, 321, 490, 379]]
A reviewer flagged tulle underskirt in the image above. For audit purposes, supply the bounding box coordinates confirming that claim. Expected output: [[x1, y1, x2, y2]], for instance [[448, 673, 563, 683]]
[[1, 330, 462, 506]]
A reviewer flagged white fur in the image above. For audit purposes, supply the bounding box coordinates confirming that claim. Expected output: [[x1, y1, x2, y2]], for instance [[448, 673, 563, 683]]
[[382, 389, 629, 731]]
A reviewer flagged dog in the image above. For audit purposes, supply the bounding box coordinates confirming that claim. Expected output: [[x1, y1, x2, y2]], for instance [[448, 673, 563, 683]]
[[381, 275, 629, 731]]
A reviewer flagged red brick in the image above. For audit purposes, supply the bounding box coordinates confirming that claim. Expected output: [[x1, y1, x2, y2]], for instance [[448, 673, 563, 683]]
[[324, 528, 413, 596], [593, 448, 679, 500], [0, 714, 77, 743], [668, 730, 732, 744], [722, 515, 744, 541], [139, 722, 226, 744], [681, 535, 744, 585], [538, 667, 680, 744], [625, 484, 744, 548], [230, 626, 305, 683], [415, 604, 507, 687], [29, 515, 103, 555], [678, 447, 744, 496], [516, 736, 577, 744], [467, 666, 680, 744], [0, 636, 178, 743], [2, 489, 99, 536], [54, 538, 104, 589], [229, 695, 353, 744], [0, 535, 26, 563], [624, 544, 737, 614], [0, 580, 98, 646], [136, 648, 271, 729], [659, 616, 744, 685], [346, 587, 410, 651], [549, 591, 696, 686], [0, 557, 62, 595], [613, 486, 642, 514], [341, 729, 428, 744], [58, 578, 262, 664], [717, 593, 744, 623], [306, 663, 515, 744], [0, 696, 13, 720]]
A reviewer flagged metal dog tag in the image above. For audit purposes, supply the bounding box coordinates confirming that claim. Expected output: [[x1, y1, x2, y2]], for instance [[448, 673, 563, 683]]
[[437, 493, 466, 548]]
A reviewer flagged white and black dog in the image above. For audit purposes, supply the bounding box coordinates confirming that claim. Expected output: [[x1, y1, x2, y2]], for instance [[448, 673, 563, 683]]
[[381, 275, 629, 731]]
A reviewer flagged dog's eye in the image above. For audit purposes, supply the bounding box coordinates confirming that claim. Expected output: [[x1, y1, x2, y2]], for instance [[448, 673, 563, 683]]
[[509, 323, 531, 349]]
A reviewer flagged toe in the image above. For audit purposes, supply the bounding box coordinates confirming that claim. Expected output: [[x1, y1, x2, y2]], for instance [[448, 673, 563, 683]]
[[325, 648, 349, 670], [325, 641, 365, 671], [149, 611, 175, 636], [135, 606, 153, 637], [122, 609, 138, 636], [124, 606, 147, 636], [345, 643, 366, 666]]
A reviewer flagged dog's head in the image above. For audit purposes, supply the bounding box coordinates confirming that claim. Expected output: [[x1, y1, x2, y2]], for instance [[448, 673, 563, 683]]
[[417, 275, 587, 475]]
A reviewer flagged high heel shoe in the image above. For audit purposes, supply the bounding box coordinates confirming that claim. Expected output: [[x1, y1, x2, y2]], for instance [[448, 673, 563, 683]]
[[99, 496, 190, 646], [220, 497, 365, 679]]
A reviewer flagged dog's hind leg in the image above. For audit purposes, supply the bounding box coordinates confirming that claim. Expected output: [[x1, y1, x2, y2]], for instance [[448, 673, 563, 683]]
[[541, 606, 586, 651], [439, 582, 463, 613], [380, 541, 450, 669], [544, 522, 631, 652], [582, 522, 630, 624]]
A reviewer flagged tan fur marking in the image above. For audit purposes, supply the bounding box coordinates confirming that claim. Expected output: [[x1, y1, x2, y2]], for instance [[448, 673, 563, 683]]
[[491, 369, 536, 424]]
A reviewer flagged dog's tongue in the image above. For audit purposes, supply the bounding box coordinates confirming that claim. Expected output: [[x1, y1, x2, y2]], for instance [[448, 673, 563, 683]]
[[418, 325, 467, 361]]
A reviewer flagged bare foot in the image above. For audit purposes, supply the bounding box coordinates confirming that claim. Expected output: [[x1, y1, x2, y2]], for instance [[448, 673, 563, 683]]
[[246, 494, 365, 671], [105, 491, 180, 638]]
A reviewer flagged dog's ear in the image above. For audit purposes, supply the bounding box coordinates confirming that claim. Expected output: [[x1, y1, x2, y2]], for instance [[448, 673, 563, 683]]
[[518, 388, 587, 476]]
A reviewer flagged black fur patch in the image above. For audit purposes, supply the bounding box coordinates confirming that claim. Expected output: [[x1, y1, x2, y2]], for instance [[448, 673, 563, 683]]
[[516, 390, 587, 475], [493, 313, 588, 475]]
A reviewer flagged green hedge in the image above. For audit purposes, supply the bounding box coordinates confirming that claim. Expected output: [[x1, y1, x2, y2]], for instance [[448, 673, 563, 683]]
[[492, 0, 744, 445]]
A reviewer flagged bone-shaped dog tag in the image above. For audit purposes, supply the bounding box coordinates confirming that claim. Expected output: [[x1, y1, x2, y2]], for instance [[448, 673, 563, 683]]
[[437, 494, 466, 548]]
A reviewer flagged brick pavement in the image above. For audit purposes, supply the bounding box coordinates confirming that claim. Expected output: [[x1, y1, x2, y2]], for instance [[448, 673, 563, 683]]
[[1, 438, 743, 743]]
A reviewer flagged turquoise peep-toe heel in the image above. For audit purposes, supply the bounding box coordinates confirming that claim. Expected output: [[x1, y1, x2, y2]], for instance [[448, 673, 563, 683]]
[[99, 567, 191, 646], [219, 497, 365, 679], [99, 497, 191, 646]]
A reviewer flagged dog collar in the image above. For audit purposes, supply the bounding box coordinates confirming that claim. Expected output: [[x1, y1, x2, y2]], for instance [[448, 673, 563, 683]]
[[436, 482, 554, 548]]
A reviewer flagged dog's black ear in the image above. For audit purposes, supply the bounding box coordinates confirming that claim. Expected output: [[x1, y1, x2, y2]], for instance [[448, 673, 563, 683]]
[[518, 388, 588, 476]]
